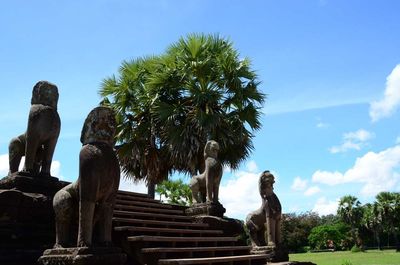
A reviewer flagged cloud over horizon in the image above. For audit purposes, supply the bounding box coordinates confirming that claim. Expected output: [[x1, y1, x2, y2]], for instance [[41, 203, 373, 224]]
[[313, 145, 400, 196], [370, 64, 400, 122]]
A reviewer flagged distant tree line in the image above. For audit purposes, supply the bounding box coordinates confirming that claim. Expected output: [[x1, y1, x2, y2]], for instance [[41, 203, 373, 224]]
[[282, 192, 400, 252]]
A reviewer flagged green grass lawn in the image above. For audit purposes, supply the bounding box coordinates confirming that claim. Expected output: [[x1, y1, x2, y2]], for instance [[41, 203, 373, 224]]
[[290, 250, 400, 265]]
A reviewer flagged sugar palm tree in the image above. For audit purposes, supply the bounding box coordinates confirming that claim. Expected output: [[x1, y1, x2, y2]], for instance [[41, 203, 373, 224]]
[[362, 202, 382, 249], [100, 34, 265, 197], [148, 33, 265, 175], [100, 56, 172, 197], [337, 195, 363, 246], [376, 192, 400, 251]]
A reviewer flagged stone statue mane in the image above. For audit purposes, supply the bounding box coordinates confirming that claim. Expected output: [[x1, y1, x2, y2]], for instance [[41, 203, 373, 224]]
[[31, 81, 59, 109], [80, 106, 116, 146]]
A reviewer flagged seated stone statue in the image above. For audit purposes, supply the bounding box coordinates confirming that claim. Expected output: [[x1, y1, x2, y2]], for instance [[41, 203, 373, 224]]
[[246, 171, 282, 248], [20, 81, 61, 177], [53, 106, 120, 247], [189, 140, 223, 204]]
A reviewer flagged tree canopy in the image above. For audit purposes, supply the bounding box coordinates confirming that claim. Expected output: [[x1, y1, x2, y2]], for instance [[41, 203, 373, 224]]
[[100, 33, 265, 185]]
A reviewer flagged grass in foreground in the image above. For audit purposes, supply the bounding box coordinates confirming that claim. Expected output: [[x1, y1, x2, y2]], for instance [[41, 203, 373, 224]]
[[290, 249, 400, 265]]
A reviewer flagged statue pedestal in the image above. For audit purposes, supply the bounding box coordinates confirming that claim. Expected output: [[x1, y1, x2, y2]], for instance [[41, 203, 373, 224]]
[[185, 202, 226, 217], [0, 173, 69, 265], [0, 172, 67, 196], [250, 245, 289, 262], [38, 247, 127, 265]]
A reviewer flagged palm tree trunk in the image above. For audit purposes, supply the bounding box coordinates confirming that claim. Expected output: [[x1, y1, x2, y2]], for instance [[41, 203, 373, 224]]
[[392, 225, 400, 251], [147, 181, 155, 199]]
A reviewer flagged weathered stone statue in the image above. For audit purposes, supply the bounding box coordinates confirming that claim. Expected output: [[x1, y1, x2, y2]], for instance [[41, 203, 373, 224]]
[[245, 171, 288, 262], [53, 106, 119, 247], [189, 140, 223, 204], [186, 140, 225, 217], [16, 81, 60, 177], [39, 106, 126, 265]]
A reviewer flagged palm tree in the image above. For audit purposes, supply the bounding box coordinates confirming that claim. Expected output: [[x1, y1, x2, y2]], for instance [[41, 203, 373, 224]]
[[148, 33, 265, 175], [100, 34, 265, 196], [100, 57, 172, 197], [376, 192, 400, 251], [362, 202, 382, 250], [337, 195, 363, 247]]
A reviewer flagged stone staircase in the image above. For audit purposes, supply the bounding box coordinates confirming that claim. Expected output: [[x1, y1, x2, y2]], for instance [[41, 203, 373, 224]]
[[112, 190, 269, 265]]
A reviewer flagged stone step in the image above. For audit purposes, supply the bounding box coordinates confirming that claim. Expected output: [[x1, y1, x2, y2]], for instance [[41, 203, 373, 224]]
[[115, 199, 174, 209], [113, 210, 192, 221], [116, 194, 161, 203], [127, 236, 238, 243], [114, 204, 184, 215], [158, 254, 269, 265], [113, 217, 209, 229], [117, 190, 150, 198], [114, 226, 223, 236], [142, 246, 251, 254]]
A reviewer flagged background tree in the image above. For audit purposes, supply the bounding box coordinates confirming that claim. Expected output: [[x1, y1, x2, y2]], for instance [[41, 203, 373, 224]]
[[362, 202, 383, 250], [308, 224, 345, 250], [155, 179, 192, 206], [376, 192, 400, 251], [100, 34, 265, 196], [337, 195, 363, 247]]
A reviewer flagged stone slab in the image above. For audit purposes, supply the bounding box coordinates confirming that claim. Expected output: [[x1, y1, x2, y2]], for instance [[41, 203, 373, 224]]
[[185, 202, 226, 217], [38, 247, 127, 265], [0, 173, 67, 196]]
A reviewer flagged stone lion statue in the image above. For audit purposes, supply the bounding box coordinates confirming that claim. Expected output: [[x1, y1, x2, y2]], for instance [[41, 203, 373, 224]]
[[53, 106, 120, 247], [13, 81, 61, 177], [189, 140, 223, 204], [245, 171, 282, 248]]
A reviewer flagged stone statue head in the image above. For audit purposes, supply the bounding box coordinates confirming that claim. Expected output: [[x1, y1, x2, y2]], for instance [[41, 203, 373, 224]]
[[204, 140, 219, 159], [259, 170, 275, 198], [80, 106, 116, 146], [31, 81, 59, 109]]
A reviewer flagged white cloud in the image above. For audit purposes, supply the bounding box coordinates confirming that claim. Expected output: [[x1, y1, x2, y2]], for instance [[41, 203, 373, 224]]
[[370, 64, 400, 122], [291, 176, 308, 191], [0, 153, 62, 178], [312, 197, 339, 216], [316, 122, 330, 128], [118, 176, 148, 193], [0, 154, 8, 176], [313, 145, 400, 196], [219, 170, 261, 219], [246, 160, 258, 173], [304, 186, 321, 196], [329, 129, 374, 154]]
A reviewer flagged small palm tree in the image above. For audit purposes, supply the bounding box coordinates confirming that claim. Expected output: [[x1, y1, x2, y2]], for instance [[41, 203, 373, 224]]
[[362, 202, 382, 249], [338, 195, 363, 247], [376, 192, 400, 251]]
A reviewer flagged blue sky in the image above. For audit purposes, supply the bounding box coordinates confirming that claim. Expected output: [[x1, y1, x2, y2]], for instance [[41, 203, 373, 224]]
[[1, 0, 399, 220]]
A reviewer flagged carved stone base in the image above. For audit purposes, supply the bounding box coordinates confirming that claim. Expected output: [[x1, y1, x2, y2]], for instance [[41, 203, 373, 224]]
[[185, 202, 226, 217], [250, 245, 289, 262], [38, 247, 127, 265], [0, 172, 67, 196]]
